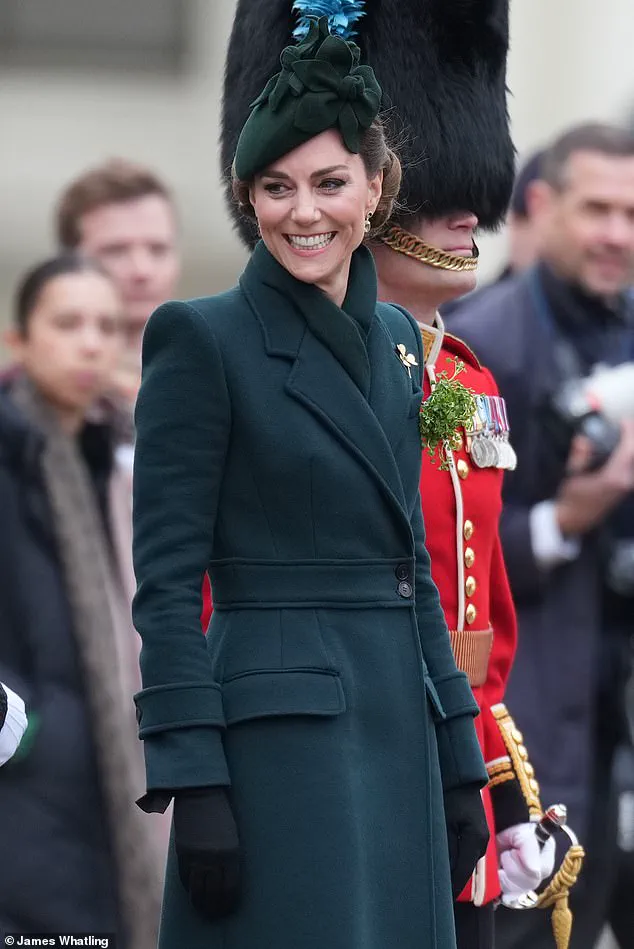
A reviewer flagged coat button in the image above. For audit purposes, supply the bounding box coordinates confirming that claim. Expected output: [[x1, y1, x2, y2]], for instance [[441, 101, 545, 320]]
[[395, 563, 410, 581], [463, 519, 474, 540], [457, 459, 469, 479], [465, 603, 477, 625], [397, 580, 413, 598], [465, 576, 477, 597], [464, 547, 475, 568]]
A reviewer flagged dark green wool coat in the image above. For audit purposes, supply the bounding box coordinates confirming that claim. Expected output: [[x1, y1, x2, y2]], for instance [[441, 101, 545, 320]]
[[132, 242, 487, 949]]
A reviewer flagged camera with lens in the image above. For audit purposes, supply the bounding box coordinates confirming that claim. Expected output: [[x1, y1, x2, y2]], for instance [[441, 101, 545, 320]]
[[540, 362, 634, 595], [539, 362, 634, 481]]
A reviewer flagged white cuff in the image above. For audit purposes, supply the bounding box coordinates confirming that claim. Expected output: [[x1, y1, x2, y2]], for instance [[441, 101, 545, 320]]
[[0, 683, 28, 766], [529, 500, 581, 570]]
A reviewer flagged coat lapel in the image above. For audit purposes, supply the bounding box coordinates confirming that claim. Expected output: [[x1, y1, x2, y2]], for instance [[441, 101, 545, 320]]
[[366, 310, 422, 459], [286, 329, 410, 536], [240, 244, 413, 540]]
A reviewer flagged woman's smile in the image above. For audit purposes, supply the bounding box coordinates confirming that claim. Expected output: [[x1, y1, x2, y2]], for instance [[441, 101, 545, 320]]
[[285, 231, 336, 254], [250, 129, 382, 305]]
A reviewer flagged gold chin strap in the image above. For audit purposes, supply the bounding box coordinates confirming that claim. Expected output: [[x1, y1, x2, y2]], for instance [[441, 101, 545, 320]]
[[379, 223, 479, 272]]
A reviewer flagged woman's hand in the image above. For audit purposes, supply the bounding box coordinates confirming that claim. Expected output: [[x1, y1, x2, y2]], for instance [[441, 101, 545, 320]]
[[443, 784, 490, 897], [173, 786, 241, 920]]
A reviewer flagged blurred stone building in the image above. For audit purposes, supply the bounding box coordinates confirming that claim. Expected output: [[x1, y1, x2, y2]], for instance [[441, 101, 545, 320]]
[[0, 0, 633, 340]]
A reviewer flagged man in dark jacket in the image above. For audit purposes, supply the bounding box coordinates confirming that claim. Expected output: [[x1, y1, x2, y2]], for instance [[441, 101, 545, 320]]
[[447, 121, 634, 949]]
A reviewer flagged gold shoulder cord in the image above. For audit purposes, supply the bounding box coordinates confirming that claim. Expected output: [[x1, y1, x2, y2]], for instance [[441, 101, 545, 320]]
[[491, 703, 542, 818], [379, 225, 479, 272], [492, 705, 585, 949]]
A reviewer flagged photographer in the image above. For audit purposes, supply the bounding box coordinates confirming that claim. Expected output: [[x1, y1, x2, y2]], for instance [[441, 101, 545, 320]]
[[447, 122, 634, 949]]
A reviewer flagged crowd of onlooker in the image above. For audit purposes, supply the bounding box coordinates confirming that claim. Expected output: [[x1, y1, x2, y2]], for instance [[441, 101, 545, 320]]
[[1, 121, 634, 948], [0, 160, 180, 947]]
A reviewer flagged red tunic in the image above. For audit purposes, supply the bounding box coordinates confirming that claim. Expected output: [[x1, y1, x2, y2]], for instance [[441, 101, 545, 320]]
[[420, 321, 521, 905]]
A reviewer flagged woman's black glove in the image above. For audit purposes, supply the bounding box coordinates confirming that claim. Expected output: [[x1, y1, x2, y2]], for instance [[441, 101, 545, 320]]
[[444, 784, 490, 898], [173, 786, 241, 920]]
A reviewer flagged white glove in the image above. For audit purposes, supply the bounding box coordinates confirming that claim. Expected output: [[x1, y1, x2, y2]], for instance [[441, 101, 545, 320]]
[[0, 683, 28, 766], [497, 822, 556, 904]]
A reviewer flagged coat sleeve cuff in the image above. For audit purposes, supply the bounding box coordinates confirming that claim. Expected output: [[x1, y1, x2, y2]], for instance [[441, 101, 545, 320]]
[[134, 681, 225, 738], [426, 672, 488, 790], [428, 671, 480, 719], [486, 766, 533, 832], [141, 725, 231, 793], [529, 500, 581, 569], [435, 715, 489, 790]]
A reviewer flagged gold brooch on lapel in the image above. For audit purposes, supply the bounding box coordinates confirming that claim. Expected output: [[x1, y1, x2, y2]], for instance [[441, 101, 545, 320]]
[[395, 343, 418, 378]]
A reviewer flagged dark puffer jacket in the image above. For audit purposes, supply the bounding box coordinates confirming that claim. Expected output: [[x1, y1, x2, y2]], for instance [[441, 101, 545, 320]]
[[0, 390, 123, 936]]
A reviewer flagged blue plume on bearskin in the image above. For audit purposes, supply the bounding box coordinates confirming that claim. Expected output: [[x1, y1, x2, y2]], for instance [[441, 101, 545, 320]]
[[292, 0, 366, 40]]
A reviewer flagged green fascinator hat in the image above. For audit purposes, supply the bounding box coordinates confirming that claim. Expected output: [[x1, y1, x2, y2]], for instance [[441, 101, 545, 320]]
[[233, 16, 382, 182]]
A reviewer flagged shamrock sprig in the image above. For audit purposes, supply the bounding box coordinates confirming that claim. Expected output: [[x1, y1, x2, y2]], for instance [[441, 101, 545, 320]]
[[419, 357, 476, 469]]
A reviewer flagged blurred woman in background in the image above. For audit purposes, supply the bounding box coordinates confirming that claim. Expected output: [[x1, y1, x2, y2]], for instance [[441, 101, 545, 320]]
[[0, 255, 162, 947]]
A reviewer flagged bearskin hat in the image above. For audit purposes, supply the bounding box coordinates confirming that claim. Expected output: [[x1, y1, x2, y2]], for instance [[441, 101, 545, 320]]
[[221, 0, 514, 247]]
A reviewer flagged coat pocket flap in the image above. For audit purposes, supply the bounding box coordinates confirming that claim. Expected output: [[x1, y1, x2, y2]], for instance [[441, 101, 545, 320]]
[[223, 668, 346, 726]]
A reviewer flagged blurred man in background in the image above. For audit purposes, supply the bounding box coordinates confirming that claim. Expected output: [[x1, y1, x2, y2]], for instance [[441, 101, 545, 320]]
[[55, 159, 181, 412], [447, 121, 634, 949], [503, 150, 545, 277], [442, 149, 545, 320]]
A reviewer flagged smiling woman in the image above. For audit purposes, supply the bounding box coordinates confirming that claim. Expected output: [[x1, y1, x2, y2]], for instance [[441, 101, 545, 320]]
[[131, 14, 489, 949], [247, 131, 381, 303], [232, 122, 401, 305]]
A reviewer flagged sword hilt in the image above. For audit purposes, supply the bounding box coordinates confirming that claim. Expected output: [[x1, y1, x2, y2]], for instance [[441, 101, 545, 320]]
[[535, 804, 567, 848]]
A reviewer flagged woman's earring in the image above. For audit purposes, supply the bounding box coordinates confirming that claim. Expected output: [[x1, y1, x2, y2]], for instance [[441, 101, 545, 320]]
[[364, 212, 372, 234]]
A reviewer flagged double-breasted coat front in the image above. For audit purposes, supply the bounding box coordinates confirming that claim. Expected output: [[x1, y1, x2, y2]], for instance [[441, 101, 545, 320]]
[[132, 242, 487, 949]]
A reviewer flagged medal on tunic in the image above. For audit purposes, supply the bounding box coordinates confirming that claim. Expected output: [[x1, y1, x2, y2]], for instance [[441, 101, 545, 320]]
[[485, 396, 502, 467], [466, 394, 517, 469], [470, 435, 489, 468], [472, 395, 496, 467], [498, 397, 517, 470], [490, 397, 506, 468]]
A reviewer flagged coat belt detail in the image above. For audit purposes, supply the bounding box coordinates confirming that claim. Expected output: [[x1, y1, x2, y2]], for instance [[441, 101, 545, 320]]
[[448, 627, 493, 687], [208, 559, 417, 609]]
